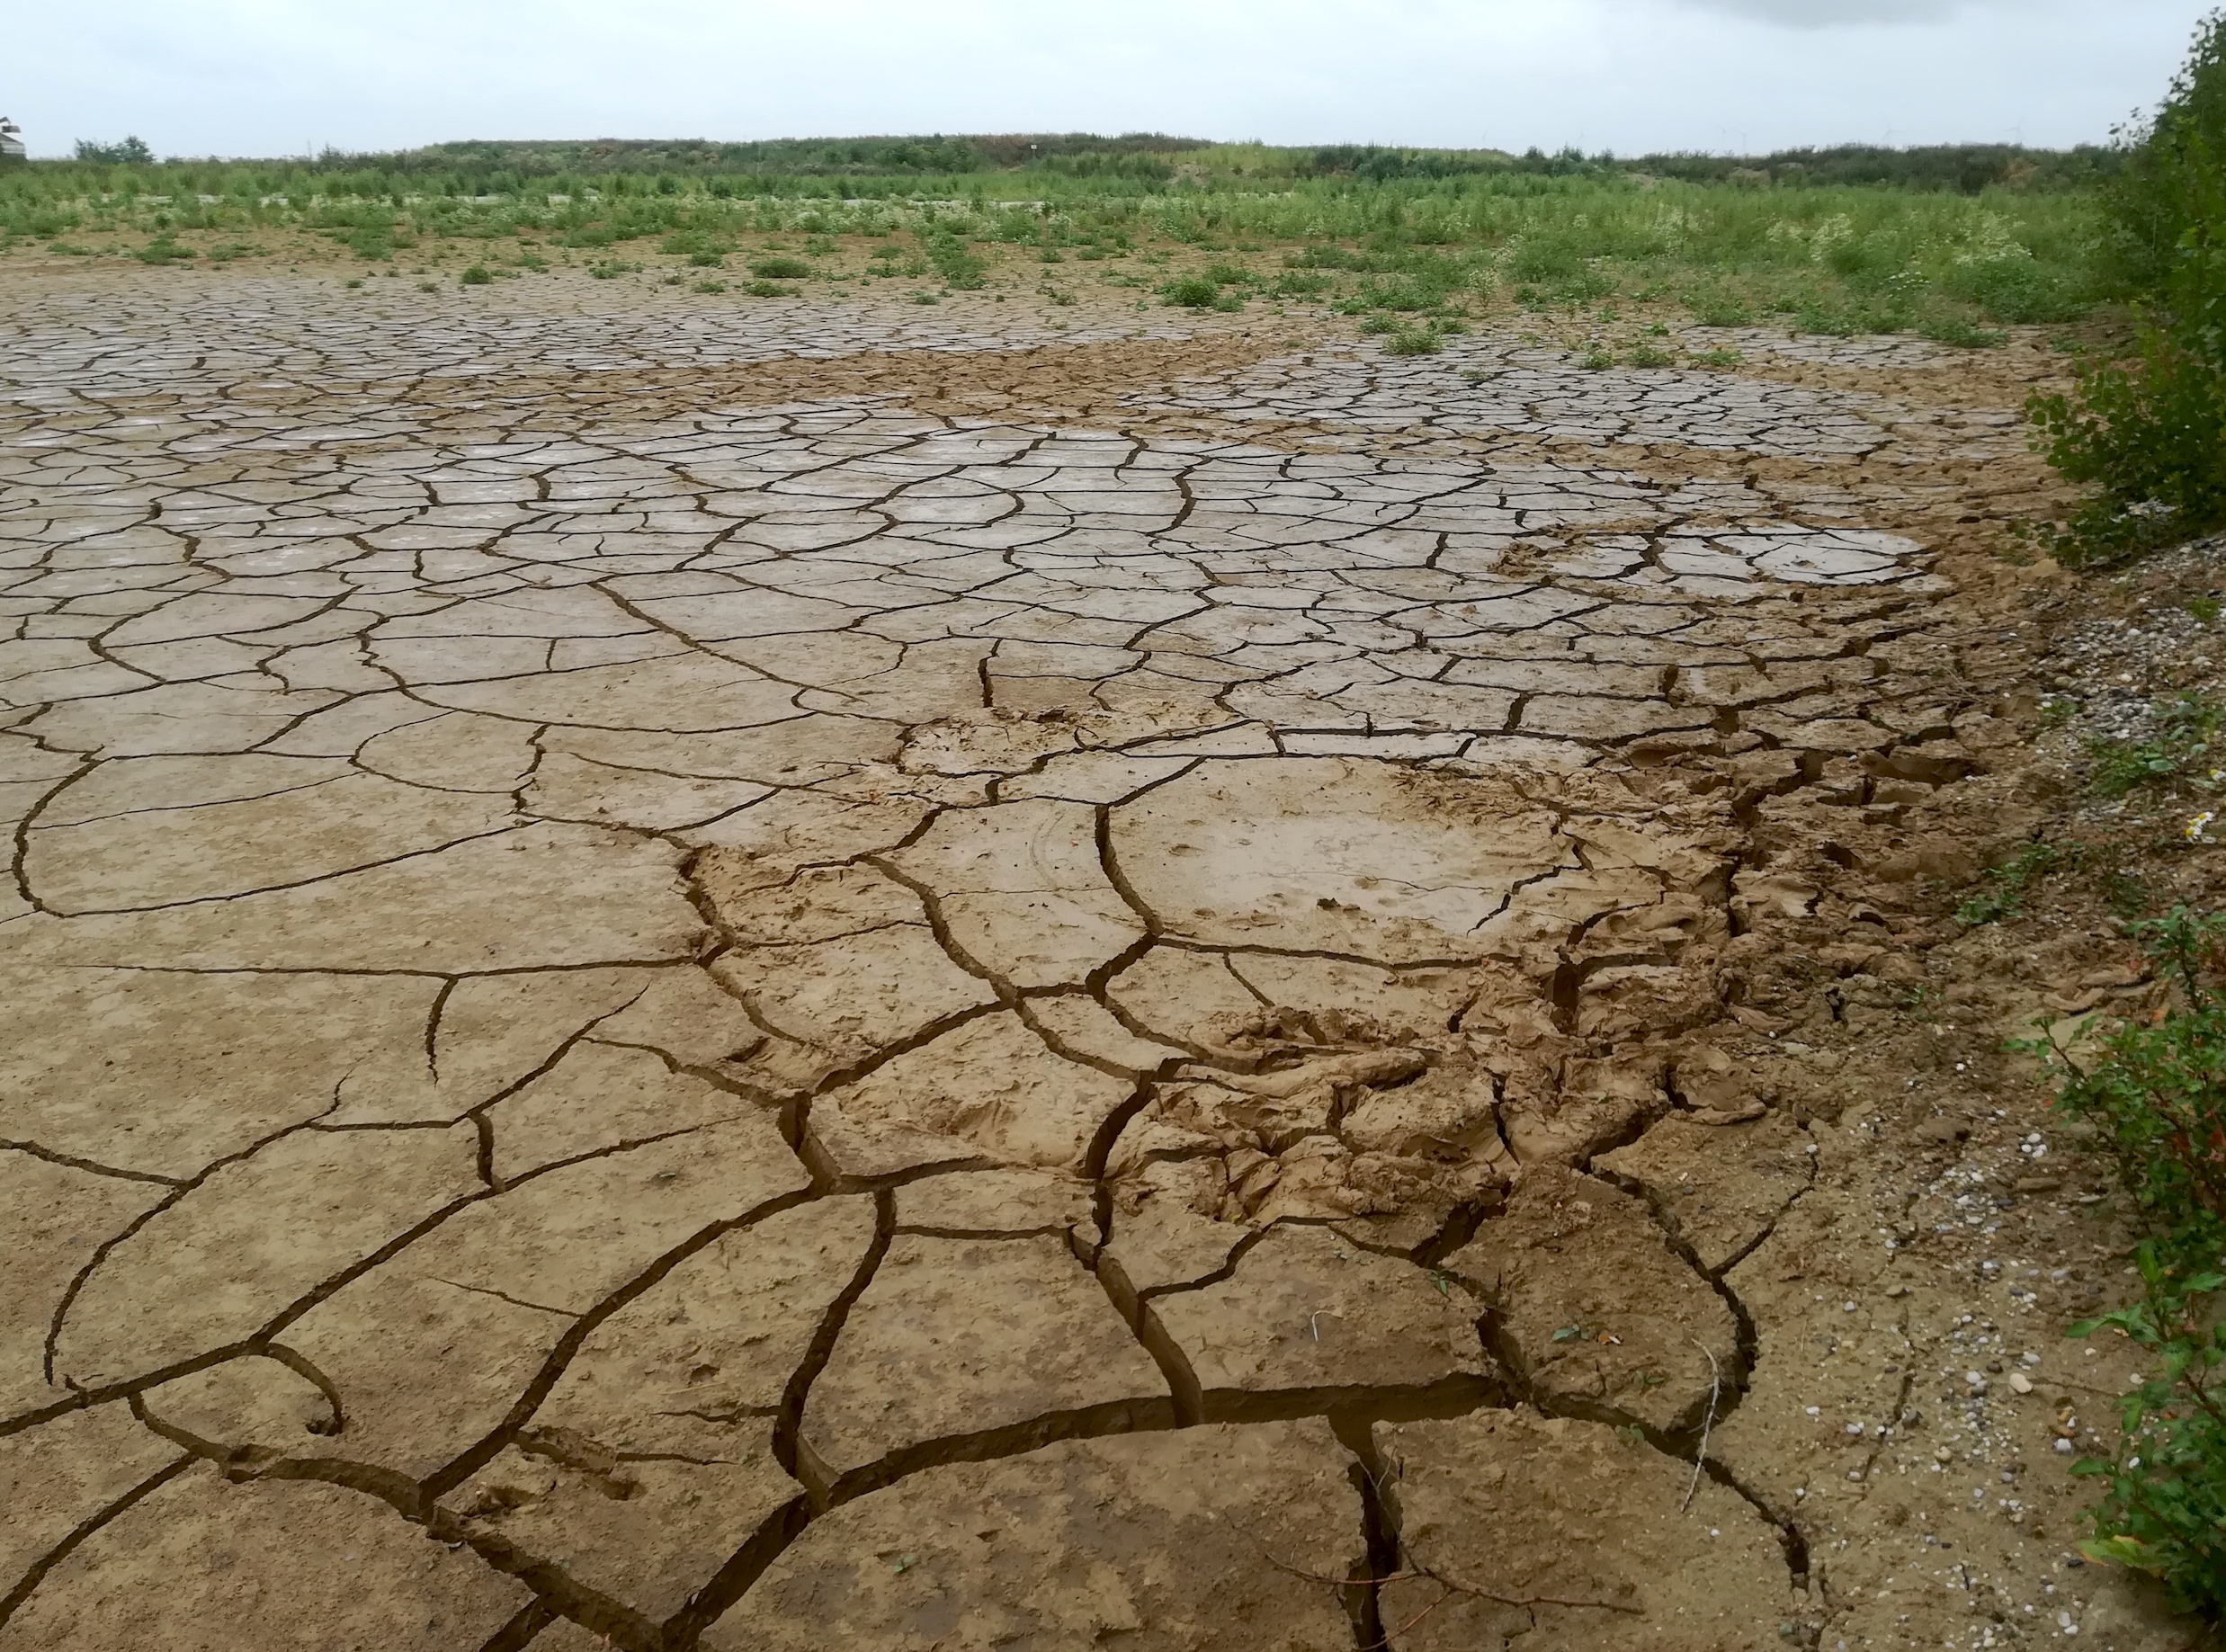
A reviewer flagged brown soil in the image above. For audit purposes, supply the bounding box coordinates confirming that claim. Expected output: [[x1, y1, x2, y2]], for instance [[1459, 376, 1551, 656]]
[[0, 254, 2216, 1652]]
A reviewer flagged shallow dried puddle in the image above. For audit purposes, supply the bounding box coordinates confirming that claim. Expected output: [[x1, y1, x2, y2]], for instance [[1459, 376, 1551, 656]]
[[0, 274, 2029, 1650]]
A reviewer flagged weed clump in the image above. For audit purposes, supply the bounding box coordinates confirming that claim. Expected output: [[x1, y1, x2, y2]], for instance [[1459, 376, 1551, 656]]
[[748, 255, 811, 280], [1955, 839, 2069, 924], [2032, 909, 2226, 1613], [1158, 274, 1220, 308], [2087, 693, 2226, 799], [459, 263, 492, 285], [1383, 327, 1444, 355], [2030, 10, 2226, 563]]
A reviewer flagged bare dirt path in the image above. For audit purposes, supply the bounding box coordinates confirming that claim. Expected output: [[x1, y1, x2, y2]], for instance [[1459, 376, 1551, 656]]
[[0, 268, 2198, 1650]]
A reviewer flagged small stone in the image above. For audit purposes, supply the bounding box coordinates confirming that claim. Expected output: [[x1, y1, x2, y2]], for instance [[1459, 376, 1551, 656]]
[[2007, 1372, 2034, 1394]]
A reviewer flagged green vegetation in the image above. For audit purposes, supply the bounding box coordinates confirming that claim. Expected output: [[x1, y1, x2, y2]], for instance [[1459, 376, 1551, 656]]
[[0, 134, 2114, 344], [1954, 839, 2070, 924], [2031, 11, 2226, 564], [72, 137, 153, 165], [2033, 910, 2226, 1613], [2086, 693, 2226, 799]]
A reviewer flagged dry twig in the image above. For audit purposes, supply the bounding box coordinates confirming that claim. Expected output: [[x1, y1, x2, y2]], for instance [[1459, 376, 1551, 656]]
[[1684, 1338, 1723, 1514]]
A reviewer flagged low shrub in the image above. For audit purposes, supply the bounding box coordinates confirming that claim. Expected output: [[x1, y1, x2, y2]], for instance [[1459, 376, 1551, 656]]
[[2035, 909, 2226, 1614], [2030, 11, 2226, 562]]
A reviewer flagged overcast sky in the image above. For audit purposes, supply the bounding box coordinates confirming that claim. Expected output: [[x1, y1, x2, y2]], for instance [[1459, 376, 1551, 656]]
[[5, 0, 2204, 160]]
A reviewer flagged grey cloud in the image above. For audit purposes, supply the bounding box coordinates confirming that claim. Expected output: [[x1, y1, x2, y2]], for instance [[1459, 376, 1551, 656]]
[[1663, 0, 1973, 25]]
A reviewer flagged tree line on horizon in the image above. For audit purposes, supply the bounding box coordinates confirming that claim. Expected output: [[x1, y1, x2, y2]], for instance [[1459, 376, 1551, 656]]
[[54, 131, 2114, 193]]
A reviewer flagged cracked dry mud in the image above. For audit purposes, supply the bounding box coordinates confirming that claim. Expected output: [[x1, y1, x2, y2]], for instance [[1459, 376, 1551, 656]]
[[0, 265, 2132, 1651]]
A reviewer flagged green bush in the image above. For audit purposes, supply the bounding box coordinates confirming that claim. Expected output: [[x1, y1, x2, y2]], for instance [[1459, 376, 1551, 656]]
[[1158, 275, 1220, 308], [2071, 1250, 2226, 1614], [2035, 909, 2226, 1613], [748, 255, 812, 279], [1383, 327, 1444, 355], [1940, 253, 2086, 322], [920, 234, 986, 290], [2031, 11, 2226, 561], [73, 136, 153, 165], [458, 263, 492, 285]]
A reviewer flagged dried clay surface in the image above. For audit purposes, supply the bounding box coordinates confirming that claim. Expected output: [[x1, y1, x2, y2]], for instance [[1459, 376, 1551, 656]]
[[0, 267, 2196, 1651]]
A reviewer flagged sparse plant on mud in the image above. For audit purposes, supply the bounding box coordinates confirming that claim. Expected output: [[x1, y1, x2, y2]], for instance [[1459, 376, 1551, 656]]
[[1158, 274, 1220, 308], [1918, 315, 2008, 347], [459, 263, 491, 285], [1955, 839, 2070, 924], [2087, 693, 2226, 799], [1382, 326, 1444, 355], [2069, 1255, 2226, 1616], [748, 255, 811, 280], [2031, 909, 2226, 1614], [919, 232, 986, 290]]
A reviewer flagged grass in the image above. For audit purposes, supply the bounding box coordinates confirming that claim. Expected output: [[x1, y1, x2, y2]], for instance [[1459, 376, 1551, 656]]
[[1955, 838, 2070, 924], [2027, 909, 2226, 1614], [0, 142, 2114, 344], [2087, 693, 2226, 799]]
